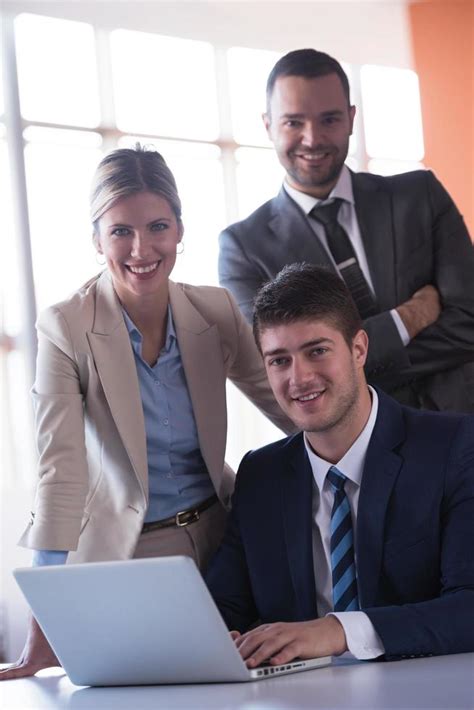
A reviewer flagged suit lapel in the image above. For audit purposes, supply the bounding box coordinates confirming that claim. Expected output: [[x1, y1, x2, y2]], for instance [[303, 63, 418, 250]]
[[281, 436, 318, 619], [169, 282, 227, 495], [87, 272, 148, 498], [356, 391, 405, 607], [269, 189, 337, 272], [351, 172, 397, 310]]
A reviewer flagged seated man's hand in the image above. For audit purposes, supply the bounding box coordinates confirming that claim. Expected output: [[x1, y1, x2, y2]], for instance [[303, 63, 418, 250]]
[[232, 616, 347, 668]]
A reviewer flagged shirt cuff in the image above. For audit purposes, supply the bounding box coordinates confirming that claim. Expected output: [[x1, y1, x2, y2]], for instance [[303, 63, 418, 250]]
[[328, 611, 385, 659], [390, 308, 410, 346], [32, 550, 68, 567]]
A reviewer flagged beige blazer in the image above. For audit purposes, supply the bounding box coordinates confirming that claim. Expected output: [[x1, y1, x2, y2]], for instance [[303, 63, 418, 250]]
[[19, 271, 291, 563]]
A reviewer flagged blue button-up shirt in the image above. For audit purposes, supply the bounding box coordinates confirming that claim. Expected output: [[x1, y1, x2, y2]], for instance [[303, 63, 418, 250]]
[[33, 306, 214, 565], [123, 307, 214, 522]]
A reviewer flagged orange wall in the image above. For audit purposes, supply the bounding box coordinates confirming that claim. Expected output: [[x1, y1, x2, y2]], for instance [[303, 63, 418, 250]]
[[409, 0, 473, 236]]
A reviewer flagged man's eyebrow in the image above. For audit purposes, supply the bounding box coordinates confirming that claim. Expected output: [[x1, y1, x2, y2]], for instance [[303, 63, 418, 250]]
[[263, 337, 334, 357], [279, 110, 345, 120], [279, 112, 305, 120], [262, 347, 288, 357]]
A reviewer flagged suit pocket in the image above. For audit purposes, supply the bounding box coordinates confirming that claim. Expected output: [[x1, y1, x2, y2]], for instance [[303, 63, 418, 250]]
[[382, 534, 440, 601], [384, 533, 428, 559]]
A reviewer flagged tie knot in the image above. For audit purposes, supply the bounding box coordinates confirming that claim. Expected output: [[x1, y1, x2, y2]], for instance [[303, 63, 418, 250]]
[[310, 199, 343, 228], [327, 466, 347, 491]]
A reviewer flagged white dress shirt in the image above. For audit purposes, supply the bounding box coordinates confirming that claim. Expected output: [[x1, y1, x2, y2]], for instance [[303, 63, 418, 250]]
[[284, 167, 409, 345], [304, 386, 385, 659]]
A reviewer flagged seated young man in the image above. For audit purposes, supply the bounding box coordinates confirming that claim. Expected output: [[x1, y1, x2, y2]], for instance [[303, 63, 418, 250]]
[[207, 264, 474, 665]]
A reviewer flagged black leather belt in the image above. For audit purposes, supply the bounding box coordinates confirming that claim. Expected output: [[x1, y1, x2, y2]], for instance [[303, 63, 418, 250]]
[[141, 494, 218, 533]]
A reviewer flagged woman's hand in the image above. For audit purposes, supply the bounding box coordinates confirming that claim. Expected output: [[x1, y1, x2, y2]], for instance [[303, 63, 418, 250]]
[[0, 615, 61, 680]]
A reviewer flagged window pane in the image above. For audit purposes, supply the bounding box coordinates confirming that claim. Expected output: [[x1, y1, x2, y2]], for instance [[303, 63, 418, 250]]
[[24, 129, 102, 311], [1, 350, 37, 488], [119, 137, 224, 286], [369, 158, 424, 176], [236, 147, 284, 219], [0, 140, 36, 488], [23, 126, 102, 148], [1, 142, 21, 335], [345, 156, 359, 172], [228, 47, 281, 146], [361, 65, 424, 161], [15, 14, 100, 127], [0, 51, 3, 117], [341, 62, 357, 157], [111, 31, 219, 141]]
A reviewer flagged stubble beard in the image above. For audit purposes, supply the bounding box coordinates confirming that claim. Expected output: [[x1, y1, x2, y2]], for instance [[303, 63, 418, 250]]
[[285, 142, 349, 193], [303, 370, 360, 436]]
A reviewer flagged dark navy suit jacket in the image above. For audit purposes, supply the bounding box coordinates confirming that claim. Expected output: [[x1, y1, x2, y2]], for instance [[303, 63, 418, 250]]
[[207, 390, 474, 660]]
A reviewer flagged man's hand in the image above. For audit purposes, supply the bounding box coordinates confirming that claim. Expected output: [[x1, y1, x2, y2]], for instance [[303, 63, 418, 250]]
[[396, 284, 441, 340], [0, 616, 61, 680], [231, 616, 347, 668]]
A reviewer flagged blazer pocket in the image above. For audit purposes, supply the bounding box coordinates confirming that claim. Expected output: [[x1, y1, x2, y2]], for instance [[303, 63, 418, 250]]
[[384, 534, 428, 559], [79, 513, 90, 535]]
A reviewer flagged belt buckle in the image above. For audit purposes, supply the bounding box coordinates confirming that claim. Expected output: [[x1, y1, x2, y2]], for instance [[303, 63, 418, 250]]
[[175, 509, 200, 527]]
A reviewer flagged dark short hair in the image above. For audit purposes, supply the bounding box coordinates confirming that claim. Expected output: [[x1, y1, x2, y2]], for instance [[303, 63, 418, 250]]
[[253, 263, 362, 350], [266, 48, 351, 113]]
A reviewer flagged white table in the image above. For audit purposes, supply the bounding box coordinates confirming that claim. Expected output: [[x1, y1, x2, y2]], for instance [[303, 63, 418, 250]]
[[1, 654, 473, 709]]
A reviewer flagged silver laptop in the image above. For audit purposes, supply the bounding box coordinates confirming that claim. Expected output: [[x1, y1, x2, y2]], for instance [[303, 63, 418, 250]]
[[14, 556, 331, 686]]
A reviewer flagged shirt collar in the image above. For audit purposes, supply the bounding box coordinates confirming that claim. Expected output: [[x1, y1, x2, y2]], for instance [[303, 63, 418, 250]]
[[122, 305, 176, 356], [283, 164, 354, 216], [304, 385, 379, 492]]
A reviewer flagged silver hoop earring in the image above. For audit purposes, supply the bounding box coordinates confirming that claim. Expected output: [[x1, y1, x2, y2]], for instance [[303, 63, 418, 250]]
[[96, 253, 106, 266], [176, 242, 184, 255]]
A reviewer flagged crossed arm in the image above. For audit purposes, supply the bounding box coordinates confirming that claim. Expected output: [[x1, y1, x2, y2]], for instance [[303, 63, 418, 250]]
[[219, 173, 474, 382]]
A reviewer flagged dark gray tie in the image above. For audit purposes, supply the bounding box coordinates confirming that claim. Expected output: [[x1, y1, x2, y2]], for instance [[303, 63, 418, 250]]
[[310, 199, 378, 319]]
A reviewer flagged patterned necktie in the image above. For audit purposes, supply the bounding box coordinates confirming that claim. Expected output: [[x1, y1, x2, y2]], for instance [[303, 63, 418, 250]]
[[310, 199, 378, 319], [327, 465, 359, 612]]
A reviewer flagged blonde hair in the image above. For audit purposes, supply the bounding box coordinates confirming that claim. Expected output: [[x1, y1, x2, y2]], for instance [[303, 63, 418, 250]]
[[90, 144, 182, 231]]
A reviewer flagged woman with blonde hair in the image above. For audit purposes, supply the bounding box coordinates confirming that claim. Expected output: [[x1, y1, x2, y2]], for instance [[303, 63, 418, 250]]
[[1, 145, 291, 679]]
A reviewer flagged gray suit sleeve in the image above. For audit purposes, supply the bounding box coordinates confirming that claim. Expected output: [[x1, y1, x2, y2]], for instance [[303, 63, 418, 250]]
[[219, 173, 474, 393], [219, 223, 410, 378], [401, 172, 474, 377], [361, 312, 410, 377], [222, 288, 296, 435], [218, 227, 266, 324]]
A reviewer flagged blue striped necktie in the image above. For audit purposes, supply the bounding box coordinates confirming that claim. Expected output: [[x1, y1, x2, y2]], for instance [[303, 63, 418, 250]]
[[327, 465, 359, 612]]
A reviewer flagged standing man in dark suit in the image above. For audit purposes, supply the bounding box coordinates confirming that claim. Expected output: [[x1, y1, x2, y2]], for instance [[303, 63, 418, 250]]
[[207, 264, 474, 663], [218, 49, 474, 412]]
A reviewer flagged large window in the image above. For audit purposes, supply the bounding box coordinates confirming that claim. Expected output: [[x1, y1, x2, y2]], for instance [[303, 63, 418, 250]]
[[111, 31, 219, 141], [361, 64, 424, 175], [15, 14, 100, 127], [3, 12, 426, 467]]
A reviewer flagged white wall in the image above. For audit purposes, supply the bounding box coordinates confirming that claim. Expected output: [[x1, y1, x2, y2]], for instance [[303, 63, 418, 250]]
[[3, 1, 414, 68]]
